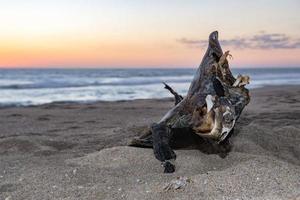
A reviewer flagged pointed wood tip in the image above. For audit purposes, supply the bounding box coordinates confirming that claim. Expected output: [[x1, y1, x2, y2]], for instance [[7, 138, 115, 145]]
[[209, 31, 219, 41], [208, 30, 222, 58]]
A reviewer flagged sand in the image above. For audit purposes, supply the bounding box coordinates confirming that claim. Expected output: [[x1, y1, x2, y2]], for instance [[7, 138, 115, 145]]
[[0, 86, 299, 200]]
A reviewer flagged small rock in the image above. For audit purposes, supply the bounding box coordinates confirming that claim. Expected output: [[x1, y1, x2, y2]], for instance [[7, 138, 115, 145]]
[[5, 196, 11, 200], [163, 176, 192, 191], [118, 188, 122, 192], [73, 169, 77, 175]]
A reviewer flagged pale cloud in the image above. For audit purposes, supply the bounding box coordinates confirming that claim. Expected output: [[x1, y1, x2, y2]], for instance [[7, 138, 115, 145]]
[[177, 32, 300, 49]]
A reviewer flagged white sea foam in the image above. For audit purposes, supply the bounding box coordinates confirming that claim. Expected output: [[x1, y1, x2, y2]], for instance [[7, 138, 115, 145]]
[[0, 68, 299, 106]]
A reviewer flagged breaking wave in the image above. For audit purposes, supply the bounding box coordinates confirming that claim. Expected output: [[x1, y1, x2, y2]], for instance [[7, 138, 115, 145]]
[[0, 68, 299, 106]]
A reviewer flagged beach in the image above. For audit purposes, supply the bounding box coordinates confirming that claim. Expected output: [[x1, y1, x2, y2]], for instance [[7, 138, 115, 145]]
[[0, 85, 299, 200]]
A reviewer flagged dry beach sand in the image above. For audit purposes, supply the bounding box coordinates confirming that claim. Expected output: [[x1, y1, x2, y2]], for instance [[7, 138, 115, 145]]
[[0, 86, 299, 200]]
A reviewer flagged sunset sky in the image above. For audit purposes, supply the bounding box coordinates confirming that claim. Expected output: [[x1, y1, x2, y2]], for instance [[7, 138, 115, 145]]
[[0, 0, 299, 68]]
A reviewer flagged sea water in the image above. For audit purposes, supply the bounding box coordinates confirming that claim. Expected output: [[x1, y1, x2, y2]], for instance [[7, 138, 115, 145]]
[[0, 68, 299, 106]]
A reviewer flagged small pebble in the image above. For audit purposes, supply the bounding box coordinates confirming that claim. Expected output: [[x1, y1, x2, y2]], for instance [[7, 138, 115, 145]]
[[73, 169, 77, 175], [5, 196, 11, 200], [163, 176, 191, 191]]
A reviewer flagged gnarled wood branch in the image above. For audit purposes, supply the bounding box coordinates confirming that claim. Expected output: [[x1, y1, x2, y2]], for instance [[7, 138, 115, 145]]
[[129, 31, 250, 173]]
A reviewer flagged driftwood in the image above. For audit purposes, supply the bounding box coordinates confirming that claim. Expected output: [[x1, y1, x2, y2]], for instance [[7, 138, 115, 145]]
[[129, 31, 250, 173]]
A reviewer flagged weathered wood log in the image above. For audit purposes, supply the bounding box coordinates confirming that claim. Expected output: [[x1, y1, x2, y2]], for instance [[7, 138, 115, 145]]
[[163, 82, 183, 105], [129, 31, 250, 173]]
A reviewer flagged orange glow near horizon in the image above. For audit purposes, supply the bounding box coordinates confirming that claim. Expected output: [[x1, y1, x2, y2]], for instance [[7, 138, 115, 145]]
[[2, 37, 300, 68]]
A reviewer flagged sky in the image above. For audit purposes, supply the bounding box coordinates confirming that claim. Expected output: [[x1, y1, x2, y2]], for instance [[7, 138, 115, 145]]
[[0, 0, 299, 68]]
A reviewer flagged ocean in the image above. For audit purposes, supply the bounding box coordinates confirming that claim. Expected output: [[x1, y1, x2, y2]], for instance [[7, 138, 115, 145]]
[[0, 68, 299, 107]]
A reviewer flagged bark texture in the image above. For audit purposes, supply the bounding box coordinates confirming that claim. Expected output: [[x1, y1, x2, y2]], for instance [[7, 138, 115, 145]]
[[129, 31, 250, 173]]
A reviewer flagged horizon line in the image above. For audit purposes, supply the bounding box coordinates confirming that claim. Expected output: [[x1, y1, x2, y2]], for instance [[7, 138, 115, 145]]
[[0, 66, 300, 70]]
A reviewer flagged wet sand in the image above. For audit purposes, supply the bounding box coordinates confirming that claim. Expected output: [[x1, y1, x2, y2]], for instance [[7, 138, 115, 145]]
[[0, 86, 299, 200]]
